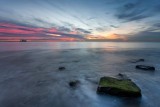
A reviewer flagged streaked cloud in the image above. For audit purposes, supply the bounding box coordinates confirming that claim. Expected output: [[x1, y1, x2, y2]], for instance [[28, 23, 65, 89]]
[[0, 0, 160, 41], [0, 22, 84, 41]]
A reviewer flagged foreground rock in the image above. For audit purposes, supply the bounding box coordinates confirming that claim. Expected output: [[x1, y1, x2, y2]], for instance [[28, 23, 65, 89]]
[[97, 77, 141, 97], [136, 65, 155, 71]]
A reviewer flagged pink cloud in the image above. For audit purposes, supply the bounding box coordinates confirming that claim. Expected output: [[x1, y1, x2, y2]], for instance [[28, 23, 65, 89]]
[[0, 22, 83, 41], [0, 23, 58, 34]]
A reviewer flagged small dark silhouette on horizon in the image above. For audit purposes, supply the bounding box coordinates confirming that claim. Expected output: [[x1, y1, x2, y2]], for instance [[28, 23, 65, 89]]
[[20, 39, 27, 42]]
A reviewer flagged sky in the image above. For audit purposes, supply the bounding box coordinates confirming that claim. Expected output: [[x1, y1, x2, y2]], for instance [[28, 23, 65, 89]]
[[0, 0, 160, 42]]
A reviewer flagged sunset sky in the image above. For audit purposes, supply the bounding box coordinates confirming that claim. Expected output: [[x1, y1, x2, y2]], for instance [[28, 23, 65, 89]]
[[0, 0, 160, 42]]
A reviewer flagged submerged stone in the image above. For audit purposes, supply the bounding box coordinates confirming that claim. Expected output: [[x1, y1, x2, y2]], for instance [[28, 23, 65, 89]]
[[97, 77, 141, 97], [58, 67, 66, 71], [136, 65, 155, 71], [130, 59, 145, 63], [117, 73, 130, 80], [69, 80, 80, 88]]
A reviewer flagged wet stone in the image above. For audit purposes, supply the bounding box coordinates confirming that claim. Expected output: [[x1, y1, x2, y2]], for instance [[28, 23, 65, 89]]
[[136, 65, 155, 71], [117, 73, 130, 80], [130, 59, 145, 63], [69, 80, 80, 88], [58, 67, 66, 71], [97, 77, 141, 97]]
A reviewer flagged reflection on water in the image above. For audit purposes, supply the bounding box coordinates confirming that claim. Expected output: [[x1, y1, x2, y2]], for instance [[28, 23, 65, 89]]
[[0, 42, 160, 51]]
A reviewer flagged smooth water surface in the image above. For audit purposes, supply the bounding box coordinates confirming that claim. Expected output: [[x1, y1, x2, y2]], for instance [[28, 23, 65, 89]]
[[0, 42, 160, 107], [0, 42, 160, 51]]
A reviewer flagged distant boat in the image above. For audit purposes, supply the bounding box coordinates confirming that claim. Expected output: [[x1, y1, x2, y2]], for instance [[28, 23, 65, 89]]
[[20, 39, 27, 42]]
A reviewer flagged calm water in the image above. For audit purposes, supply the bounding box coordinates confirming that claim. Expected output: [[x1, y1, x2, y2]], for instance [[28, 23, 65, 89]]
[[0, 42, 160, 51], [0, 42, 160, 107]]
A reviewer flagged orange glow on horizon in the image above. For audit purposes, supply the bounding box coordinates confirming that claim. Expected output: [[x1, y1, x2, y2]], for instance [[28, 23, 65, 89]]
[[85, 33, 127, 41], [106, 33, 127, 40]]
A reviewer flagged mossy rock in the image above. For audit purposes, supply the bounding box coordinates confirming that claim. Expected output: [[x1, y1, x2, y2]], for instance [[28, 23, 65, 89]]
[[97, 77, 141, 97]]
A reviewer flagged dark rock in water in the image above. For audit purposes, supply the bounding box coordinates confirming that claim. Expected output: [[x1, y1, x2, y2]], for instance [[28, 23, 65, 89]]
[[97, 77, 141, 97], [118, 73, 124, 77], [130, 59, 145, 63], [118, 73, 130, 80], [58, 67, 66, 71], [72, 60, 80, 63], [139, 59, 145, 61], [136, 65, 155, 71], [69, 80, 80, 88]]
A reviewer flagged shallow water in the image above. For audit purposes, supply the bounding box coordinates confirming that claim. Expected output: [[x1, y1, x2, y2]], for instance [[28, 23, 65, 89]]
[[0, 42, 160, 107]]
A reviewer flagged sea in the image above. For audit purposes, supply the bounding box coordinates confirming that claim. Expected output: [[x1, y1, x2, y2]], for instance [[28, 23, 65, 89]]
[[0, 42, 160, 107]]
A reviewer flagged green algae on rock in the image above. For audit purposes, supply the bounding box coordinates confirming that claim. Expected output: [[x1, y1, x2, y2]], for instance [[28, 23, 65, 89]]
[[97, 77, 141, 97]]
